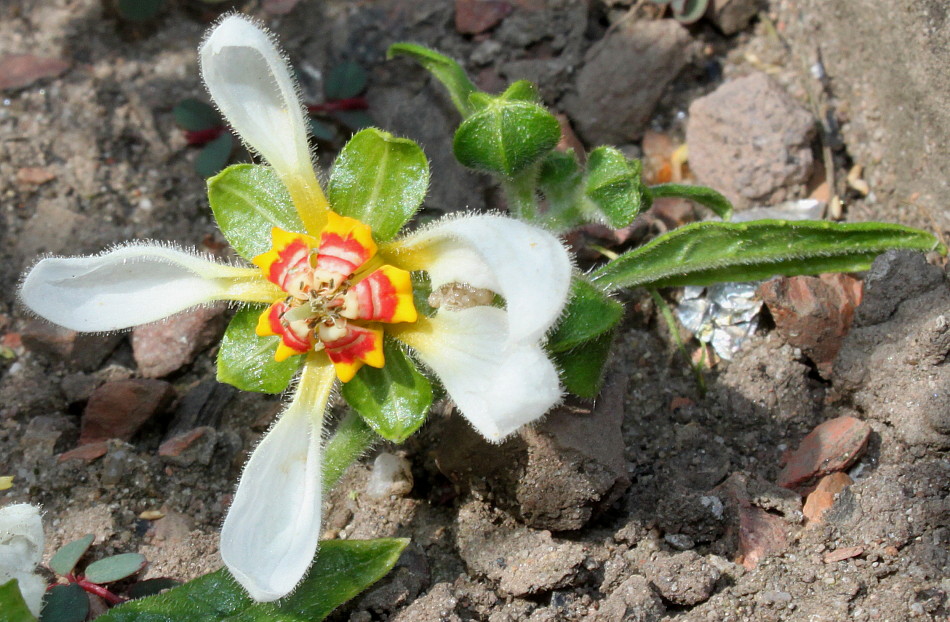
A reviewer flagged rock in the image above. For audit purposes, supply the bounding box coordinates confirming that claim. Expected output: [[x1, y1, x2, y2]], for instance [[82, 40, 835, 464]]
[[686, 72, 816, 209], [737, 504, 788, 570], [0, 358, 66, 419], [58, 441, 109, 464], [16, 197, 90, 256], [60, 365, 134, 404], [150, 510, 195, 546], [15, 167, 57, 186], [707, 0, 761, 35], [455, 0, 513, 34], [131, 304, 227, 378], [853, 250, 944, 326], [563, 19, 691, 145], [391, 583, 460, 622], [594, 576, 665, 622], [456, 499, 586, 597], [0, 54, 70, 91], [758, 273, 863, 378], [435, 374, 629, 531], [644, 551, 721, 606], [803, 472, 853, 525], [776, 416, 871, 491], [20, 320, 122, 372], [80, 379, 175, 444], [822, 546, 863, 564], [21, 416, 75, 461], [158, 427, 217, 467], [164, 380, 236, 436], [715, 473, 795, 569], [366, 453, 414, 498]]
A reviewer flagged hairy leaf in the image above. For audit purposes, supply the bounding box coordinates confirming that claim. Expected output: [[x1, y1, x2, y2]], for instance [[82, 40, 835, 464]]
[[387, 44, 478, 117], [453, 100, 560, 177], [217, 307, 302, 394], [648, 183, 732, 221]]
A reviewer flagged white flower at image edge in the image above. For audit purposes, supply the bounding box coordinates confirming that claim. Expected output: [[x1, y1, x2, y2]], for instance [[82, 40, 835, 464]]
[[19, 15, 573, 603], [0, 504, 45, 617]]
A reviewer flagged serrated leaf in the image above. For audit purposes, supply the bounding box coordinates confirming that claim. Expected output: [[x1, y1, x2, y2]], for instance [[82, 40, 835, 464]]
[[591, 220, 946, 292], [83, 553, 146, 585], [127, 578, 181, 600], [552, 330, 615, 399], [585, 146, 647, 228], [173, 99, 220, 132], [648, 183, 732, 221], [40, 584, 88, 622], [95, 538, 409, 622], [453, 100, 560, 177], [117, 0, 164, 22], [207, 164, 305, 261], [217, 307, 302, 394], [548, 278, 624, 352], [324, 61, 367, 100], [387, 43, 478, 118], [0, 579, 36, 622], [48, 534, 94, 576], [328, 128, 429, 242], [195, 133, 233, 178], [341, 340, 432, 443]]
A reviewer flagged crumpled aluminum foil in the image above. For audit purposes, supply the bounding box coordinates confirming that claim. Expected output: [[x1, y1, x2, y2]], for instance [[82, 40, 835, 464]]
[[673, 200, 826, 360]]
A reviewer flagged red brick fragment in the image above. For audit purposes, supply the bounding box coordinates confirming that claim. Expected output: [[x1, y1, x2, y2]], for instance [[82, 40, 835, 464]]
[[455, 0, 513, 34], [58, 440, 109, 463], [738, 505, 787, 570], [777, 416, 871, 491], [0, 54, 70, 91], [80, 380, 175, 444], [803, 471, 853, 525], [16, 167, 57, 186], [823, 546, 864, 563]]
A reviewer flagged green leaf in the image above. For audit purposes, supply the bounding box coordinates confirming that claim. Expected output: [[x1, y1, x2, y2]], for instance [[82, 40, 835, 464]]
[[585, 147, 647, 228], [40, 584, 88, 622], [195, 133, 233, 178], [173, 99, 220, 132], [548, 278, 624, 352], [217, 307, 302, 394], [342, 340, 432, 443], [387, 43, 478, 117], [537, 151, 585, 228], [48, 534, 94, 576], [127, 579, 181, 600], [328, 128, 429, 242], [453, 100, 560, 177], [324, 61, 368, 100], [672, 0, 708, 23], [323, 413, 377, 490], [83, 553, 146, 584], [117, 0, 164, 22], [500, 80, 539, 102], [308, 118, 336, 142], [591, 220, 947, 292], [648, 183, 733, 221], [96, 538, 409, 622], [0, 580, 36, 622], [332, 110, 374, 131], [552, 330, 615, 399], [207, 164, 305, 261]]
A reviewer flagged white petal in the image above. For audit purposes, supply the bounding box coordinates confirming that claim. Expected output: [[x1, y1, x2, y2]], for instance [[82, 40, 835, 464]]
[[0, 504, 43, 568], [401, 307, 561, 442], [200, 15, 312, 181], [20, 244, 250, 332], [398, 215, 572, 344], [220, 401, 323, 602]]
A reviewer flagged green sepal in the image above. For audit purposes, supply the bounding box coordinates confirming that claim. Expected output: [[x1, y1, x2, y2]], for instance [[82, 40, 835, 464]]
[[95, 538, 410, 622], [48, 534, 94, 576], [40, 583, 88, 622], [591, 220, 947, 292], [552, 330, 615, 399], [342, 339, 433, 443], [217, 307, 303, 394], [648, 183, 733, 221], [207, 164, 304, 262], [173, 98, 219, 131], [0, 579, 35, 622], [585, 147, 648, 229], [548, 277, 624, 352], [324, 61, 368, 100], [328, 129, 430, 242], [453, 100, 561, 178], [387, 43, 478, 118], [500, 80, 539, 102], [83, 553, 146, 584], [195, 133, 233, 179]]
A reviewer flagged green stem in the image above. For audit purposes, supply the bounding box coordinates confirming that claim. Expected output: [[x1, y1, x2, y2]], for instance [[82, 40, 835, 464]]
[[322, 411, 378, 490], [648, 288, 706, 396], [502, 166, 540, 221]]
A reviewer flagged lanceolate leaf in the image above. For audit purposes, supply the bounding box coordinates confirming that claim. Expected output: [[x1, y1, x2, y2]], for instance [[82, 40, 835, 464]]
[[548, 277, 623, 352], [49, 534, 94, 576], [585, 147, 647, 229], [217, 307, 302, 394], [0, 580, 35, 622], [207, 164, 304, 261], [342, 339, 433, 443], [591, 220, 946, 292], [553, 330, 615, 399], [648, 183, 733, 221], [453, 100, 560, 177], [96, 539, 409, 622], [387, 44, 478, 117], [328, 129, 429, 242]]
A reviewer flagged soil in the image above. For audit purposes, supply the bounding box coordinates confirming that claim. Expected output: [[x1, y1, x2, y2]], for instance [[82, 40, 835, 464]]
[[1, 1, 948, 621]]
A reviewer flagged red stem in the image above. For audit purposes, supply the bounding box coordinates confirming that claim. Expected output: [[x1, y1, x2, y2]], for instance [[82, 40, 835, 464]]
[[184, 125, 226, 146], [66, 574, 125, 606], [307, 96, 369, 113]]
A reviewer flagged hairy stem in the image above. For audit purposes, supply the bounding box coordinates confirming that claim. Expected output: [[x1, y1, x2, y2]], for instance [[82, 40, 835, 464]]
[[323, 411, 377, 490]]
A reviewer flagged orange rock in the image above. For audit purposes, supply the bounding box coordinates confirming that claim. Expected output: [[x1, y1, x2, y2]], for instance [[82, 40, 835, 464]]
[[823, 546, 863, 563], [803, 472, 853, 525], [16, 167, 56, 186], [777, 416, 870, 491], [58, 441, 109, 463], [738, 505, 788, 569]]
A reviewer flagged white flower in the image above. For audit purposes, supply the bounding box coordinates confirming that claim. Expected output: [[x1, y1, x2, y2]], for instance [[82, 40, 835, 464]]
[[19, 14, 572, 603], [0, 504, 46, 617]]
